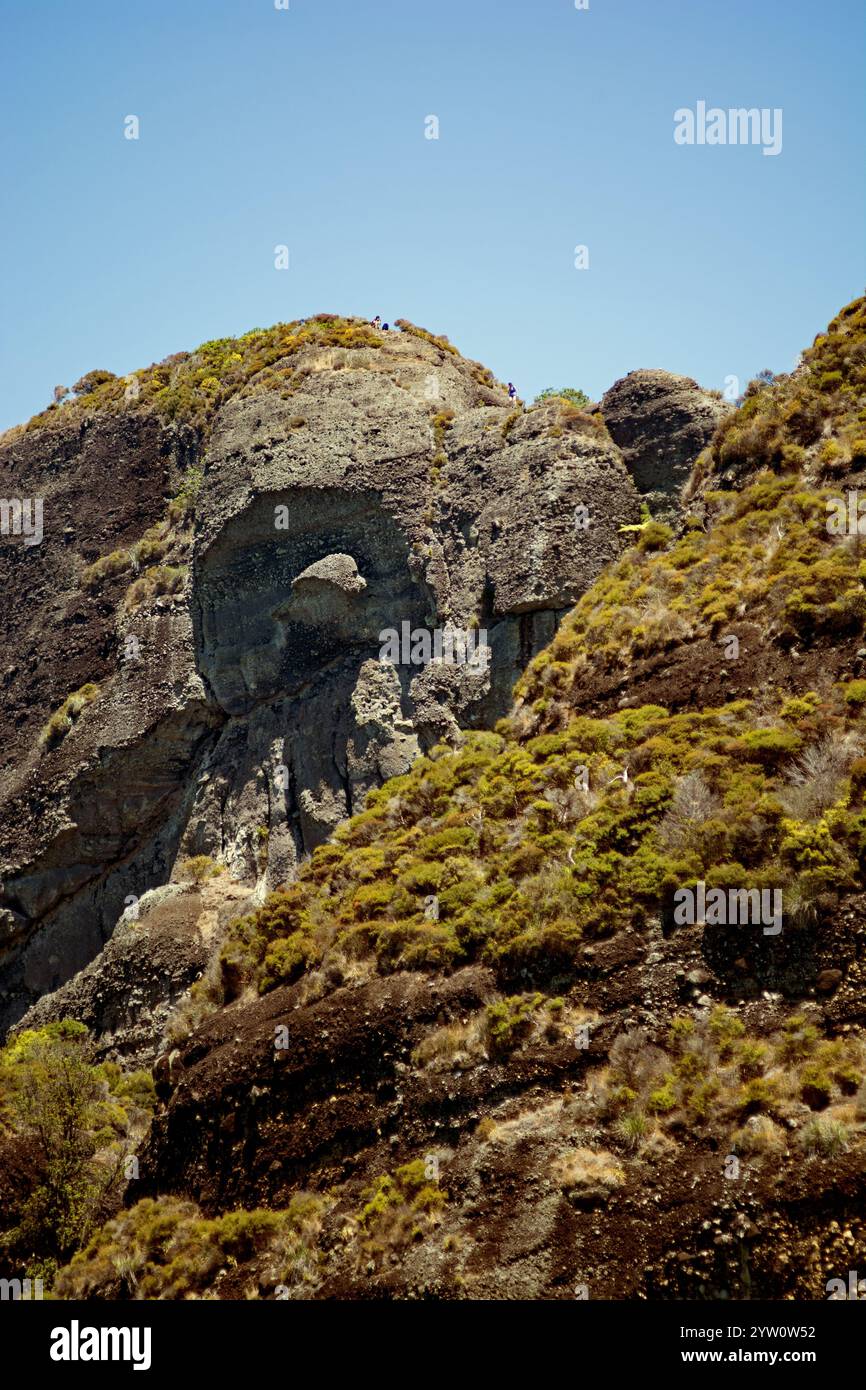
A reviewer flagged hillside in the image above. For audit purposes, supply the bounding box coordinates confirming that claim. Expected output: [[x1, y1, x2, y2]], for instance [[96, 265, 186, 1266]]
[[2, 300, 866, 1299]]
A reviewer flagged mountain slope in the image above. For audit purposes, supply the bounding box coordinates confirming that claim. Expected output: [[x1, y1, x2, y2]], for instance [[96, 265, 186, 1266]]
[[5, 299, 866, 1300]]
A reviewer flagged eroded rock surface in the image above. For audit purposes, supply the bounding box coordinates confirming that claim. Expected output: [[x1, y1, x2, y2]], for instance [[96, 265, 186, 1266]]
[[601, 369, 730, 520], [0, 323, 644, 1031]]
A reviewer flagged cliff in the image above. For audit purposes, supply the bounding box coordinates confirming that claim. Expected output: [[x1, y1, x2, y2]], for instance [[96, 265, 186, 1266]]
[[5, 301, 865, 1301]]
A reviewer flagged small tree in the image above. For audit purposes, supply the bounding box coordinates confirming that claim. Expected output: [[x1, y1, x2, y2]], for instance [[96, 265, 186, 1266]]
[[72, 369, 117, 396], [533, 386, 592, 409], [53, 385, 69, 404], [0, 1020, 153, 1277]]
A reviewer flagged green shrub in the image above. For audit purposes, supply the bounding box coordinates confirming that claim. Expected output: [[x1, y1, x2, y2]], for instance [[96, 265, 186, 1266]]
[[259, 933, 316, 990], [842, 679, 866, 707], [54, 1194, 326, 1300], [615, 1110, 651, 1150], [637, 521, 674, 553], [647, 1076, 677, 1113], [501, 408, 521, 438], [800, 1063, 833, 1109], [0, 1021, 154, 1279], [167, 466, 204, 524], [73, 369, 117, 395], [735, 728, 802, 766], [178, 855, 223, 884], [484, 994, 544, 1058], [533, 387, 591, 409]]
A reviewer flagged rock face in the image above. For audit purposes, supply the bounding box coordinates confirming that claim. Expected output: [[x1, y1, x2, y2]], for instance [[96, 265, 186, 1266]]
[[0, 322, 643, 1031], [601, 369, 730, 520], [14, 885, 216, 1067]]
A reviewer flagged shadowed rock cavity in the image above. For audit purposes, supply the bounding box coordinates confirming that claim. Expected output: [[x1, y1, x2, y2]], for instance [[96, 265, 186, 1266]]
[[195, 489, 430, 715], [186, 487, 491, 883]]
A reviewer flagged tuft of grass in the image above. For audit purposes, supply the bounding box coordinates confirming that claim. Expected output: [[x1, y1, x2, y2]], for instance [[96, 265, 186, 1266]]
[[39, 683, 100, 750], [126, 564, 187, 608], [614, 1110, 651, 1151], [798, 1116, 850, 1156], [81, 550, 132, 590]]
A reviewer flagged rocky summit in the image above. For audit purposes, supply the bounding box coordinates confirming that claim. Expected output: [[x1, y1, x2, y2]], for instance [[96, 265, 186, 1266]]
[[2, 302, 866, 1302]]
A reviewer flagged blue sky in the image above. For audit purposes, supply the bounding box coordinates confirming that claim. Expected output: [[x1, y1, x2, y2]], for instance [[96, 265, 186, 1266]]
[[1, 0, 864, 431]]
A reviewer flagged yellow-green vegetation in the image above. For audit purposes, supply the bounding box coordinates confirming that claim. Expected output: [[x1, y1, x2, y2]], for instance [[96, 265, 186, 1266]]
[[16, 315, 384, 439], [256, 825, 270, 869], [599, 1007, 865, 1157], [514, 299, 866, 699], [166, 465, 204, 526], [485, 992, 562, 1057], [411, 993, 571, 1070], [432, 408, 454, 453], [125, 564, 187, 608], [214, 300, 866, 1028], [0, 1020, 154, 1282], [81, 548, 134, 590], [72, 369, 117, 396], [38, 682, 100, 750], [429, 407, 455, 483], [220, 684, 866, 994], [501, 408, 521, 438], [355, 1159, 446, 1264], [56, 1160, 445, 1295], [54, 1192, 328, 1300], [24, 297, 866, 1296], [394, 318, 459, 356], [618, 503, 674, 553], [692, 296, 866, 484], [83, 526, 175, 595], [82, 463, 201, 616], [516, 471, 866, 688], [178, 855, 225, 885], [533, 387, 592, 409]]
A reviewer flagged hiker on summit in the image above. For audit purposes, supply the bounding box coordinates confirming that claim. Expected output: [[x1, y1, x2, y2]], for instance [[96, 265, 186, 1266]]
[[371, 315, 382, 330], [507, 382, 517, 403]]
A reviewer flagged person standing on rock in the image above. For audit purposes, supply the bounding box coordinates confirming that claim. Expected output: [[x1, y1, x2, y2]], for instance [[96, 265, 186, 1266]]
[[508, 382, 518, 404], [371, 315, 382, 330]]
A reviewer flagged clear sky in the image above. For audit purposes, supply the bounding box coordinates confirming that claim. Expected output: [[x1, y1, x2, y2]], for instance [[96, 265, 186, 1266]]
[[1, 0, 864, 431]]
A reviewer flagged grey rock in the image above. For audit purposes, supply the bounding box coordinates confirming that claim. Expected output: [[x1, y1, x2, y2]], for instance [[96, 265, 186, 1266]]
[[0, 326, 646, 1032], [602, 369, 731, 522]]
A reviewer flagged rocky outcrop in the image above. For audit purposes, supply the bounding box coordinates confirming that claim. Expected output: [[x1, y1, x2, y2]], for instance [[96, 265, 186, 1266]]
[[601, 369, 730, 521], [0, 322, 643, 1031], [12, 878, 253, 1066]]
